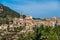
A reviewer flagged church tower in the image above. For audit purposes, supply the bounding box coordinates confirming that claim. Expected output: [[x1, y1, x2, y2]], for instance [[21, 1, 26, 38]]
[[20, 12, 23, 19], [18, 12, 25, 27]]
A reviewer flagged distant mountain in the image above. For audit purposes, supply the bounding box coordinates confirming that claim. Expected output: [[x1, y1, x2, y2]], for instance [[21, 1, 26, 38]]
[[0, 4, 20, 18], [0, 4, 26, 25]]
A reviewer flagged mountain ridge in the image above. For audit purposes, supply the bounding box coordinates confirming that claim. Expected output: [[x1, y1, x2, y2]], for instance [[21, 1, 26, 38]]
[[0, 4, 26, 25], [0, 4, 20, 18]]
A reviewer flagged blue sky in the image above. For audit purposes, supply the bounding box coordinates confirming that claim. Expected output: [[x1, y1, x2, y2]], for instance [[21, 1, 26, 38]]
[[0, 0, 60, 18]]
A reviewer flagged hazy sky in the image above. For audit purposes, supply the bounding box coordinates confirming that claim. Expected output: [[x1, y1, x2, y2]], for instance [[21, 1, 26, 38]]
[[0, 0, 60, 18]]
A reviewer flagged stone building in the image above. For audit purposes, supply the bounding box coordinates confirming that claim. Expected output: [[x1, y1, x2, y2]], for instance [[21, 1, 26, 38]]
[[56, 18, 60, 26], [12, 15, 58, 30], [24, 15, 34, 30], [13, 17, 18, 24], [34, 20, 42, 27], [18, 16, 25, 27], [13, 13, 25, 27], [1, 24, 8, 30], [42, 17, 56, 27], [1, 13, 60, 31]]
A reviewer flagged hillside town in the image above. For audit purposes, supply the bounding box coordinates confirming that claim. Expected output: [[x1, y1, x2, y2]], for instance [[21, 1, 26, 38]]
[[0, 4, 60, 40], [0, 13, 60, 32], [0, 5, 60, 32]]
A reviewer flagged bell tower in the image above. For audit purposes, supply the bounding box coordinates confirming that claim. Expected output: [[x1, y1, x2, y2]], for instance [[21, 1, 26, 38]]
[[20, 12, 23, 19], [18, 12, 25, 27]]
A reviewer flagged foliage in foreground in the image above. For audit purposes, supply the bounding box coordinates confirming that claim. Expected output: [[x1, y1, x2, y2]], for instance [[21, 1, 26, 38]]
[[0, 25, 60, 40], [18, 25, 60, 40]]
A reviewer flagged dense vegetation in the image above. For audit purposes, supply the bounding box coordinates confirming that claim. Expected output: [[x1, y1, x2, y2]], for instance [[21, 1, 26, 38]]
[[17, 25, 60, 40], [0, 25, 60, 40]]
